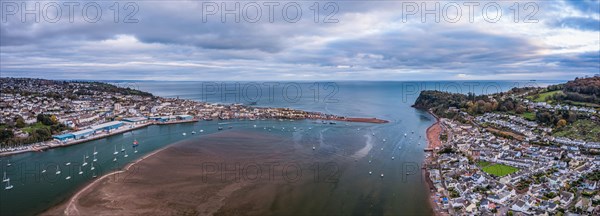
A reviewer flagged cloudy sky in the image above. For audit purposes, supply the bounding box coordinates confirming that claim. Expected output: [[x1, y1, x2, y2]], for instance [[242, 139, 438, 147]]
[[1, 0, 598, 80]]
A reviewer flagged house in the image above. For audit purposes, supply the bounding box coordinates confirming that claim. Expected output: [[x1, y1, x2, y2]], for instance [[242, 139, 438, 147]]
[[560, 191, 574, 206], [510, 200, 529, 213]]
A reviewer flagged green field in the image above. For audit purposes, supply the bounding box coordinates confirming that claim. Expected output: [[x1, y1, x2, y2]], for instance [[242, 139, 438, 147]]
[[21, 122, 51, 134], [521, 112, 536, 121], [481, 163, 519, 177], [529, 90, 563, 103]]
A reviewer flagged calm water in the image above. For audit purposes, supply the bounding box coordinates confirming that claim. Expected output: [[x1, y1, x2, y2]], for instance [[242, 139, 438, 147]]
[[0, 81, 562, 215]]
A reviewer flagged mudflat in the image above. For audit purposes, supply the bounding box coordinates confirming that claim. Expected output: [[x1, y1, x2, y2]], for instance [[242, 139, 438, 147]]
[[44, 130, 324, 216]]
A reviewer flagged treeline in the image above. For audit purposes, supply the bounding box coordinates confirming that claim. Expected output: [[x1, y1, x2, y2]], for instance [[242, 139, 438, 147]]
[[78, 82, 154, 97], [413, 90, 590, 127], [413, 90, 529, 118], [0, 114, 68, 147], [546, 77, 600, 104]]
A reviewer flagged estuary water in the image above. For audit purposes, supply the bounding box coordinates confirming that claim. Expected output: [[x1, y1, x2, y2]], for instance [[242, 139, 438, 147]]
[[0, 81, 562, 215]]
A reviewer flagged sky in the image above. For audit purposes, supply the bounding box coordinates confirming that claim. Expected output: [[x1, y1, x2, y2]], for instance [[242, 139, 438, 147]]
[[0, 0, 599, 81]]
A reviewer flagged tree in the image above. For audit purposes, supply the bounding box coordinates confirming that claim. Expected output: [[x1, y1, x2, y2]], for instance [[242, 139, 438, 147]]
[[557, 119, 567, 128], [515, 105, 526, 114], [15, 117, 26, 128]]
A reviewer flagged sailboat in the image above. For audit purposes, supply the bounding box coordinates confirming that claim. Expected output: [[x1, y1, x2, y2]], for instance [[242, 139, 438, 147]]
[[6, 159, 11, 167], [191, 131, 196, 134], [55, 165, 61, 175], [85, 152, 89, 159], [133, 139, 139, 153], [93, 154, 97, 162], [2, 172, 9, 182], [90, 162, 95, 171], [121, 144, 125, 152], [78, 166, 83, 175], [124, 150, 128, 158], [200, 129, 204, 133], [82, 155, 88, 167], [113, 157, 117, 162], [4, 179, 13, 190], [114, 145, 118, 155], [93, 146, 98, 155], [65, 176, 71, 180], [41, 169, 46, 173]]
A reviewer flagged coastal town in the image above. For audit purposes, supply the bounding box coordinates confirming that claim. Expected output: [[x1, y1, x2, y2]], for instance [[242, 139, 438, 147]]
[[421, 77, 600, 215], [0, 78, 384, 156]]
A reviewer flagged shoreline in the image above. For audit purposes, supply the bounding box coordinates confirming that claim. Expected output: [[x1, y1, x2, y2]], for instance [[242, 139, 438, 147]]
[[0, 116, 387, 158], [423, 110, 444, 216]]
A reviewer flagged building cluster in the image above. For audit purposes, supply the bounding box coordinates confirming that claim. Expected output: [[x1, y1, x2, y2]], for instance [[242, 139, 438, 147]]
[[524, 100, 598, 114], [475, 113, 600, 149], [0, 78, 341, 150], [427, 117, 599, 215]]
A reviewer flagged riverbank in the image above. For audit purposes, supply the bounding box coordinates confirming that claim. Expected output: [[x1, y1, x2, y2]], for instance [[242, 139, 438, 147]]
[[0, 122, 154, 157], [1, 116, 386, 157], [424, 111, 444, 216]]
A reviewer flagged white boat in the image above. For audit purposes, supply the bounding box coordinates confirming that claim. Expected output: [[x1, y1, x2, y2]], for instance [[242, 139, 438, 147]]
[[4, 179, 13, 190], [253, 125, 257, 128], [78, 166, 83, 175], [380, 173, 384, 178], [191, 131, 196, 134], [182, 133, 186, 136], [404, 133, 407, 136], [93, 154, 97, 162], [6, 159, 11, 167], [41, 169, 46, 173], [65, 176, 71, 180], [85, 153, 89, 159], [369, 171, 372, 175], [383, 139, 386, 142], [114, 145, 118, 155], [124, 151, 128, 158], [200, 129, 204, 133], [391, 156, 395, 160], [93, 146, 98, 155], [90, 162, 95, 171], [82, 155, 88, 167], [312, 146, 316, 150], [121, 144, 125, 152], [368, 160, 371, 163], [55, 165, 61, 175], [113, 157, 117, 162], [2, 172, 9, 182], [134, 150, 138, 153], [65, 162, 71, 166]]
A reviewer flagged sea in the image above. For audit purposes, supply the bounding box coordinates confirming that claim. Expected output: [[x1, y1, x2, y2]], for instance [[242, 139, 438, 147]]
[[0, 80, 563, 215]]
